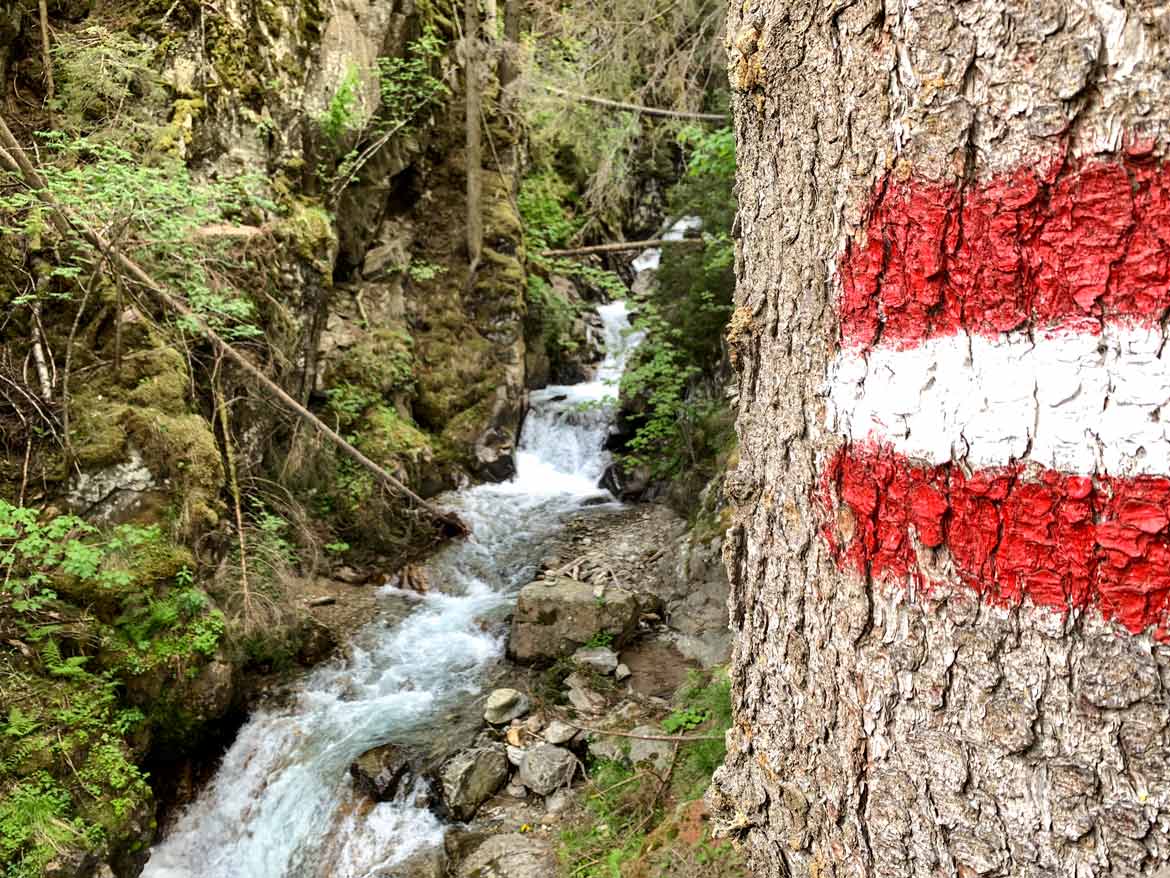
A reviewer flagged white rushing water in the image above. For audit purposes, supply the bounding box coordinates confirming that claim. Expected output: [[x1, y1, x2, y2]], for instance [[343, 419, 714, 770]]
[[142, 300, 640, 878]]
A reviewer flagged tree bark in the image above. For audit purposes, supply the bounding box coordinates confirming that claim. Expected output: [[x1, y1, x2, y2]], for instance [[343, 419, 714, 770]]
[[711, 3, 1170, 877], [464, 0, 484, 272]]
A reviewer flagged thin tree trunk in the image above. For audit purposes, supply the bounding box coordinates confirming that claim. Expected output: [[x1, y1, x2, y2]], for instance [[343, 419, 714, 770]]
[[540, 85, 728, 122], [542, 238, 703, 258], [499, 0, 520, 92], [464, 0, 483, 272], [37, 0, 54, 116], [710, 3, 1170, 877]]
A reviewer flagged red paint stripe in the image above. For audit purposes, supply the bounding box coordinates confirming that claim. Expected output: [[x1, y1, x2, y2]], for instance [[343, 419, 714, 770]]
[[839, 158, 1170, 350], [825, 444, 1170, 639]]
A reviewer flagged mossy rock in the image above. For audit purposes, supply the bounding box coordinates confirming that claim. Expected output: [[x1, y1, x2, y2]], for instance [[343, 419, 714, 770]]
[[325, 328, 415, 398], [277, 199, 337, 276], [358, 406, 433, 467], [123, 410, 224, 534]]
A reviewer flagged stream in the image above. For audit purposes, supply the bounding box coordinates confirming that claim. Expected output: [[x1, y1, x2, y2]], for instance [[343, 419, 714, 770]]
[[141, 301, 641, 877]]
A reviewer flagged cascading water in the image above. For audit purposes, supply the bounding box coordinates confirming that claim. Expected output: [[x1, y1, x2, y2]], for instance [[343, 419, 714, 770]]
[[141, 300, 641, 878]]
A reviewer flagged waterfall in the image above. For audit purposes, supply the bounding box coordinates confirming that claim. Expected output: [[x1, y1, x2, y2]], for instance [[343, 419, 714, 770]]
[[141, 301, 639, 878]]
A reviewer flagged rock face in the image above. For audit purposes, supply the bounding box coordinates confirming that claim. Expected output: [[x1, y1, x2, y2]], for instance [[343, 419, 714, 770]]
[[438, 745, 510, 821], [350, 743, 417, 802], [456, 834, 556, 878], [510, 577, 639, 663], [517, 744, 577, 796], [483, 688, 531, 725]]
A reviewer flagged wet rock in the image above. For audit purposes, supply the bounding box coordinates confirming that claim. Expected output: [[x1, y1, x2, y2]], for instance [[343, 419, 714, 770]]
[[188, 659, 234, 721], [628, 726, 674, 774], [384, 844, 447, 878], [455, 833, 556, 878], [517, 744, 577, 796], [350, 742, 417, 802], [484, 688, 531, 725], [571, 647, 619, 675], [510, 577, 639, 663], [542, 720, 578, 746], [438, 745, 510, 821], [615, 663, 632, 682]]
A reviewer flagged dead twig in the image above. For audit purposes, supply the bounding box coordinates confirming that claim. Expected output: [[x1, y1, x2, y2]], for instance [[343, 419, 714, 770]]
[[563, 720, 724, 743]]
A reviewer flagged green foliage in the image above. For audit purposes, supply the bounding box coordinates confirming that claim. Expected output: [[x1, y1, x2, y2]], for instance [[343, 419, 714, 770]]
[[670, 668, 732, 800], [50, 25, 167, 141], [559, 759, 651, 878], [326, 27, 449, 188], [376, 27, 449, 128], [517, 172, 582, 251], [0, 773, 93, 878], [526, 275, 580, 359], [662, 705, 707, 734], [407, 260, 447, 282], [585, 630, 615, 649], [524, 0, 728, 229], [0, 499, 160, 616], [319, 66, 365, 143], [620, 126, 736, 476], [0, 134, 274, 339]]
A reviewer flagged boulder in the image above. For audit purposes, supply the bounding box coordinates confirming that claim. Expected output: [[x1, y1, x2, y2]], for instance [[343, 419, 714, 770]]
[[571, 647, 619, 675], [438, 745, 510, 821], [350, 742, 417, 802], [455, 834, 556, 878], [484, 688, 531, 725], [542, 720, 579, 746], [510, 577, 639, 663], [586, 733, 628, 765], [628, 726, 673, 774], [564, 673, 607, 714], [517, 744, 577, 796], [384, 844, 447, 878], [615, 663, 632, 681]]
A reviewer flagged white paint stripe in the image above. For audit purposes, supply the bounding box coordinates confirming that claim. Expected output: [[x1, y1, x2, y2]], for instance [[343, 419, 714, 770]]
[[826, 324, 1170, 477]]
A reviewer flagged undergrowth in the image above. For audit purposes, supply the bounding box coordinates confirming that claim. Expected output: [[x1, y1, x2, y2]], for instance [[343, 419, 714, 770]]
[[0, 500, 230, 876], [559, 667, 736, 878]]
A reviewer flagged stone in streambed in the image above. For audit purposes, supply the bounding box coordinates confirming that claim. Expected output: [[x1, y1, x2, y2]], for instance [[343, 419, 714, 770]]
[[350, 742, 416, 802], [438, 744, 510, 821], [484, 688, 530, 724], [517, 743, 577, 796], [615, 663, 631, 681], [456, 833, 556, 878], [509, 577, 639, 663]]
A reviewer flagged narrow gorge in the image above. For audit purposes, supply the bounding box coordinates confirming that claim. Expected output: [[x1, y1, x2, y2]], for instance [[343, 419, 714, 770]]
[[0, 1, 738, 876]]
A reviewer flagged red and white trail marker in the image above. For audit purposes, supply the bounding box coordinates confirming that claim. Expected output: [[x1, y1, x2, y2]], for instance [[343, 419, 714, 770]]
[[823, 155, 1170, 639]]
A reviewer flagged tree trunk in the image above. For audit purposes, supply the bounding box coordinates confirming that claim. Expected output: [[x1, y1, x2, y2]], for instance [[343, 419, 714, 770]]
[[711, 3, 1170, 877], [464, 0, 483, 272]]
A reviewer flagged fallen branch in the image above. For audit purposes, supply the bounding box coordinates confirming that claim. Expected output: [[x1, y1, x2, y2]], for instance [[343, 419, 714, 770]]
[[563, 720, 724, 743], [0, 114, 469, 538], [541, 237, 704, 258], [541, 85, 728, 122]]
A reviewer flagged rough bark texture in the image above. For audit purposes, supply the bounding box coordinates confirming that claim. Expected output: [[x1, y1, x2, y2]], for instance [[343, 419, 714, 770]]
[[710, 2, 1170, 876]]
